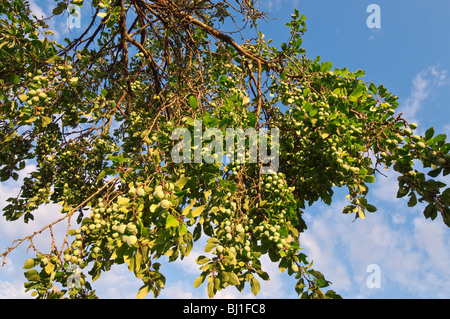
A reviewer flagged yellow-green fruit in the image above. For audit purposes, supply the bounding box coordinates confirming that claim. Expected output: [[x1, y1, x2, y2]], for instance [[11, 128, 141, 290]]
[[118, 224, 126, 234], [126, 222, 136, 233], [128, 187, 136, 196], [437, 157, 446, 166], [160, 199, 171, 209], [126, 235, 137, 247], [153, 189, 165, 200], [136, 187, 146, 197], [410, 123, 418, 129]]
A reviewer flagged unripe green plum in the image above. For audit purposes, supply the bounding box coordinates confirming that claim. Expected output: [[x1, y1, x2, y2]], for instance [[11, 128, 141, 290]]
[[160, 199, 171, 209], [437, 157, 446, 166], [118, 224, 126, 234], [126, 235, 137, 247], [126, 222, 137, 233], [416, 142, 426, 149], [153, 189, 165, 200], [136, 187, 146, 197], [235, 224, 244, 233]]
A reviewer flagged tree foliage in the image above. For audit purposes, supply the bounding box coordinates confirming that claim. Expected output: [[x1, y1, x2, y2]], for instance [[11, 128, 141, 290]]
[[1, 0, 449, 299]]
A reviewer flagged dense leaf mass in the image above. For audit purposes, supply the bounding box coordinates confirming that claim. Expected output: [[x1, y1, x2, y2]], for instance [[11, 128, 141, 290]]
[[1, 0, 449, 299]]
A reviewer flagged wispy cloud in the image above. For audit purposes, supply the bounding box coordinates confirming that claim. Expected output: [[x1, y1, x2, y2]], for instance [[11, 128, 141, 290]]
[[261, 0, 300, 12], [301, 197, 450, 298], [399, 65, 448, 126]]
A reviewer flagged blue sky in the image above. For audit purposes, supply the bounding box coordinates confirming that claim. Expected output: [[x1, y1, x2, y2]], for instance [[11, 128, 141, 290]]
[[1, 0, 450, 299]]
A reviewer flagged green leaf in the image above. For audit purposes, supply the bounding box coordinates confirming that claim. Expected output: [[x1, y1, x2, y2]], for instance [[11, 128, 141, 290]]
[[44, 262, 54, 274], [165, 215, 180, 228], [349, 89, 363, 102], [434, 134, 446, 143], [174, 175, 189, 190], [137, 285, 149, 299], [256, 270, 270, 281], [428, 168, 442, 178], [3, 130, 17, 143], [368, 82, 378, 96], [207, 280, 215, 298], [24, 269, 40, 281], [204, 241, 216, 253], [189, 96, 198, 109], [425, 127, 435, 140], [191, 205, 205, 217], [10, 74, 20, 83], [195, 256, 210, 265], [250, 277, 260, 296], [228, 272, 240, 285], [407, 192, 417, 207], [366, 204, 377, 212], [423, 203, 437, 220], [52, 2, 67, 15], [19, 94, 28, 102], [364, 175, 376, 183], [321, 61, 332, 73], [303, 101, 312, 113], [97, 170, 107, 182], [23, 258, 37, 270], [41, 116, 51, 127], [108, 154, 129, 163], [25, 116, 37, 123], [193, 275, 205, 288]]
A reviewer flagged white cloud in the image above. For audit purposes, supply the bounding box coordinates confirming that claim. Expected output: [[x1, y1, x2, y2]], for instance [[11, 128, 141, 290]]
[[0, 280, 32, 299], [398, 65, 448, 126], [92, 264, 142, 298], [161, 280, 197, 299], [28, 0, 46, 19], [300, 195, 450, 299], [262, 0, 300, 12]]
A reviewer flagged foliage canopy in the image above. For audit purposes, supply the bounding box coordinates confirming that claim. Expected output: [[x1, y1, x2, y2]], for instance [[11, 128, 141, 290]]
[[1, 0, 449, 299]]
